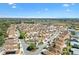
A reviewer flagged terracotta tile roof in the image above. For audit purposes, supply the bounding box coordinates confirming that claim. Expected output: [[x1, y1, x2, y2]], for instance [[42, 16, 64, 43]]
[[47, 31, 69, 55], [4, 24, 19, 54]]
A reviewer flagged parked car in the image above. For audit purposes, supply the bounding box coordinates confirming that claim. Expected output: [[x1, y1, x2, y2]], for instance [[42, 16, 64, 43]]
[[72, 44, 79, 49]]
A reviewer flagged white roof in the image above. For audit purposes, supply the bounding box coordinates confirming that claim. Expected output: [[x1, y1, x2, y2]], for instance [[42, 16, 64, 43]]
[[71, 41, 79, 45], [71, 48, 79, 55]]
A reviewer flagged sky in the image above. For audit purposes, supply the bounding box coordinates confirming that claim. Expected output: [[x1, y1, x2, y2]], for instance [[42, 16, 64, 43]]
[[0, 3, 79, 18]]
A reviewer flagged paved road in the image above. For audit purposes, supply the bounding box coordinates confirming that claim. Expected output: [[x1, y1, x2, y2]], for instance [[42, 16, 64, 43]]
[[20, 30, 61, 55], [20, 39, 31, 55], [32, 30, 61, 55]]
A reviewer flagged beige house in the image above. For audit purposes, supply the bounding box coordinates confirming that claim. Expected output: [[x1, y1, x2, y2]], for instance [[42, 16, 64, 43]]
[[4, 24, 20, 55], [43, 31, 70, 55]]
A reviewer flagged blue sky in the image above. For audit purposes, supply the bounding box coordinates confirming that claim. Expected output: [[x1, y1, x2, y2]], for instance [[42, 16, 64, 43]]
[[0, 3, 79, 18]]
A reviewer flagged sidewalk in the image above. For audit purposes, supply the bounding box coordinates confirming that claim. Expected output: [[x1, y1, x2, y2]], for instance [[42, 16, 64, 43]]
[[0, 47, 5, 55], [18, 39, 24, 55]]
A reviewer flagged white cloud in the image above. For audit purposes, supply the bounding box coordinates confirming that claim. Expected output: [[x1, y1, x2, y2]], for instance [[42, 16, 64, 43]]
[[63, 3, 75, 7], [8, 3, 14, 5], [12, 5, 16, 8], [8, 3, 16, 6], [66, 9, 71, 12], [8, 3, 16, 8], [47, 16, 56, 18], [45, 8, 48, 11], [63, 4, 70, 7]]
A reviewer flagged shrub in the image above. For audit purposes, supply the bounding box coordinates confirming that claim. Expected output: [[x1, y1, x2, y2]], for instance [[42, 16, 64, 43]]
[[71, 31, 75, 35], [19, 31, 26, 39], [27, 43, 36, 51]]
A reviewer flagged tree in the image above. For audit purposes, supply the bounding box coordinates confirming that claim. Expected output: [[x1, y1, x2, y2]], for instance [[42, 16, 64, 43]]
[[0, 29, 3, 36], [0, 35, 5, 47], [0, 22, 10, 38], [19, 31, 26, 39], [27, 43, 36, 51], [62, 40, 72, 55], [62, 48, 70, 55]]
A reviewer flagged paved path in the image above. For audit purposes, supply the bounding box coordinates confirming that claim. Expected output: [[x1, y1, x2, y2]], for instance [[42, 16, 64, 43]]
[[0, 47, 4, 55], [20, 39, 31, 55]]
